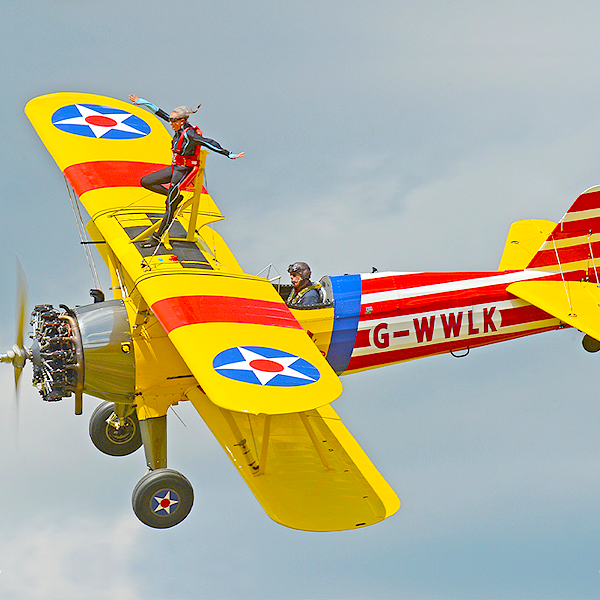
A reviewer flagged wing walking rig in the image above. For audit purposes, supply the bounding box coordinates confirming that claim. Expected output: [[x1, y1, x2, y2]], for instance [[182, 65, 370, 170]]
[[10, 92, 600, 530]]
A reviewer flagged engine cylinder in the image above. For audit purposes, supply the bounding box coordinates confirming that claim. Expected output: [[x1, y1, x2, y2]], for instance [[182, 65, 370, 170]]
[[31, 299, 135, 404]]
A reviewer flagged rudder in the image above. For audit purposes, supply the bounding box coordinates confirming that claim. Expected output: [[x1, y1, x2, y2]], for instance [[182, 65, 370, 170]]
[[525, 185, 600, 280]]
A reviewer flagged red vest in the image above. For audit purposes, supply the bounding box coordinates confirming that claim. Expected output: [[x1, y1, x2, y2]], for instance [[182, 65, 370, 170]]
[[172, 124, 203, 167]]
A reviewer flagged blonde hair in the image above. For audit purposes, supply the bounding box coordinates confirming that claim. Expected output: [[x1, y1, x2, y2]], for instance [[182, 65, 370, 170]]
[[171, 104, 201, 119]]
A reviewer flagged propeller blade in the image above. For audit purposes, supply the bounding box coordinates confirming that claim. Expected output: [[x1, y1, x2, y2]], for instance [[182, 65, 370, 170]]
[[14, 257, 29, 390], [16, 257, 28, 349]]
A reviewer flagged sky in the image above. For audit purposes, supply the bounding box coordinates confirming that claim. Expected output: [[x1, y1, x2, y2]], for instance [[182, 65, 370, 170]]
[[1, 1, 600, 598]]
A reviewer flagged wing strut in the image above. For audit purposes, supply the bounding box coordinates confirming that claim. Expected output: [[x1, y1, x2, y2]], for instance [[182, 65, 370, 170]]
[[299, 412, 331, 471], [220, 408, 260, 473], [130, 150, 213, 249], [257, 415, 271, 476]]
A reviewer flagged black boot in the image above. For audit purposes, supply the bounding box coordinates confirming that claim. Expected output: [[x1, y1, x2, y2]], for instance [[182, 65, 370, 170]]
[[142, 234, 161, 248]]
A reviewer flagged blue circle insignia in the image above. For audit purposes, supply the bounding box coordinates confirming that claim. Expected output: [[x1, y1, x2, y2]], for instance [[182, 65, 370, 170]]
[[51, 103, 151, 139], [151, 489, 180, 515], [213, 346, 321, 387]]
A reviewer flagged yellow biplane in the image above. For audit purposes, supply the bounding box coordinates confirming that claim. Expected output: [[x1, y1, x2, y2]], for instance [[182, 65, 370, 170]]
[[5, 92, 400, 530], [8, 93, 600, 531]]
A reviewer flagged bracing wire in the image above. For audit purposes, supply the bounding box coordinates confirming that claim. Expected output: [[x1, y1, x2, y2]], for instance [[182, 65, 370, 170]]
[[65, 178, 102, 291], [587, 231, 600, 288], [551, 234, 574, 314]]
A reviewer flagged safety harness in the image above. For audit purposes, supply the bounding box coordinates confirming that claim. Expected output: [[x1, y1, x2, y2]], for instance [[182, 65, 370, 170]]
[[172, 123, 203, 168], [287, 283, 322, 305]]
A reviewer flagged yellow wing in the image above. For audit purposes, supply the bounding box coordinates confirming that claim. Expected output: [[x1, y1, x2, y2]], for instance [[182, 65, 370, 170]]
[[187, 387, 400, 531], [139, 269, 343, 415], [25, 92, 341, 415]]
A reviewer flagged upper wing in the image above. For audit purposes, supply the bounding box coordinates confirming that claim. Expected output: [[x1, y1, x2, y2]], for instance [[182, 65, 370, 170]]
[[26, 92, 170, 187], [25, 92, 225, 223], [26, 92, 341, 415], [507, 280, 600, 341]]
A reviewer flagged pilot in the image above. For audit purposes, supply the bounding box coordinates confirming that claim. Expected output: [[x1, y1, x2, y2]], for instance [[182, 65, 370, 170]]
[[287, 262, 321, 306], [129, 94, 244, 248]]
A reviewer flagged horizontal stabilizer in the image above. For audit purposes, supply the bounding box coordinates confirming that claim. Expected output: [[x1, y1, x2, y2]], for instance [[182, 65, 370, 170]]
[[187, 387, 400, 531], [507, 280, 600, 341]]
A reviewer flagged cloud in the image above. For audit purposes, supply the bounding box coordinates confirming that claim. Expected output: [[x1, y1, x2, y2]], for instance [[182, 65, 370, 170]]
[[0, 515, 143, 600]]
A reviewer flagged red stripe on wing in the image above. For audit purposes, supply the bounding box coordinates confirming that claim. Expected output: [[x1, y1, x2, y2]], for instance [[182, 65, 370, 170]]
[[64, 161, 209, 196], [152, 295, 302, 333]]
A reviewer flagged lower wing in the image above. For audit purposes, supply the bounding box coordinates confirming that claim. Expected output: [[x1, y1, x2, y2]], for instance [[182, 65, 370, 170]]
[[187, 387, 400, 531]]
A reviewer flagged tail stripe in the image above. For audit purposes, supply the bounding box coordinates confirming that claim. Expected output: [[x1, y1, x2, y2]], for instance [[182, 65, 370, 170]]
[[526, 187, 600, 276]]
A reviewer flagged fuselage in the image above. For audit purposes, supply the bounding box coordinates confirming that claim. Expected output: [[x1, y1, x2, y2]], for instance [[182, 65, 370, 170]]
[[290, 269, 578, 376]]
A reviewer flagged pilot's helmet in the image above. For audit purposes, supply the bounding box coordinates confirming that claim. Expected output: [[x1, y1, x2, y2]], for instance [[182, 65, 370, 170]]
[[288, 261, 311, 281]]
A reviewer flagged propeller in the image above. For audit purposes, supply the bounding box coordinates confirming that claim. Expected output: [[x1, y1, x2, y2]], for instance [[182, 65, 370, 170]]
[[1, 258, 31, 390]]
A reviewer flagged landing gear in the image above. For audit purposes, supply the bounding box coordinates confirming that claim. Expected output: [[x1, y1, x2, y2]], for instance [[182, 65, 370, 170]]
[[132, 469, 194, 528], [89, 401, 142, 456]]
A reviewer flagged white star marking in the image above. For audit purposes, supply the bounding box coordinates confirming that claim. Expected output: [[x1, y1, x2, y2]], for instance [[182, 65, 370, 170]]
[[153, 490, 179, 514], [54, 104, 145, 138], [215, 347, 318, 385]]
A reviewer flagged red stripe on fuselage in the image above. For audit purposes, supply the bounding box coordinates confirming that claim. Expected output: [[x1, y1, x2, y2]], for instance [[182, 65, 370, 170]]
[[64, 161, 209, 196], [359, 273, 566, 323], [499, 304, 554, 327], [346, 326, 559, 372], [360, 271, 503, 294], [152, 295, 302, 333], [360, 284, 513, 322]]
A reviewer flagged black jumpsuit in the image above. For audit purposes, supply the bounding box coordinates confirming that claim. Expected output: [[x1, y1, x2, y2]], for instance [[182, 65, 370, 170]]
[[141, 109, 233, 241]]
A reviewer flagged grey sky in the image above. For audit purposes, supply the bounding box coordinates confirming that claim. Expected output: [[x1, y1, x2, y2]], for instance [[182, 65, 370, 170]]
[[1, 1, 600, 599]]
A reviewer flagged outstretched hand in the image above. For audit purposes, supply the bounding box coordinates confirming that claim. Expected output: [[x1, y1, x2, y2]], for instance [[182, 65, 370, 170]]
[[229, 152, 244, 159], [129, 94, 139, 104]]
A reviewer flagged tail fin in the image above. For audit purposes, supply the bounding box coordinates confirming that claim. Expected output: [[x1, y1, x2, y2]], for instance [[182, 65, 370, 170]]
[[498, 219, 556, 271], [525, 185, 600, 280]]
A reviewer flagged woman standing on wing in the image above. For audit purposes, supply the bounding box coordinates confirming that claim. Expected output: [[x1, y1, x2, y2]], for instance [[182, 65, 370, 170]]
[[129, 94, 244, 247]]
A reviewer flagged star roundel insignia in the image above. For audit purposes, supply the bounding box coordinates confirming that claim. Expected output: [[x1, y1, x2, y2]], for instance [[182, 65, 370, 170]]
[[213, 346, 321, 387], [151, 489, 180, 516], [51, 104, 151, 139]]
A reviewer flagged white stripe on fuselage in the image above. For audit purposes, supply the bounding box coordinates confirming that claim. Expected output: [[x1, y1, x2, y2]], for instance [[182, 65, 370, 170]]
[[360, 270, 558, 304]]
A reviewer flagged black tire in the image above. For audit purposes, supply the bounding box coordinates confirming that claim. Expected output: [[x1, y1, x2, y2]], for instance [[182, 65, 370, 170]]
[[89, 401, 142, 456], [132, 469, 194, 529], [582, 334, 600, 353]]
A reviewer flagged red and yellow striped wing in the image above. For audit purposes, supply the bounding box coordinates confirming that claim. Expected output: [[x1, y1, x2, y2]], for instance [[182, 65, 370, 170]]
[[26, 92, 342, 415], [140, 271, 343, 414]]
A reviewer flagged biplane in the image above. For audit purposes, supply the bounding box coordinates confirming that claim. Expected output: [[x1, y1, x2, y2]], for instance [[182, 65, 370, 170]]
[[4, 92, 600, 531]]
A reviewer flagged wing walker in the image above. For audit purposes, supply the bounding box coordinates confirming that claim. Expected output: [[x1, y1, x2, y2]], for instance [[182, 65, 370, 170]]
[[4, 92, 600, 530]]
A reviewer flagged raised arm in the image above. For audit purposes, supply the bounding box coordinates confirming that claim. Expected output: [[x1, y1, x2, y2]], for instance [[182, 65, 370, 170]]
[[129, 94, 170, 122]]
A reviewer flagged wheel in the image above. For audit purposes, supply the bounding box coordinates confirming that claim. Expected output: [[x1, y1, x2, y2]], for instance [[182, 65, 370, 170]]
[[582, 334, 600, 353], [132, 469, 194, 529], [89, 401, 142, 456]]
